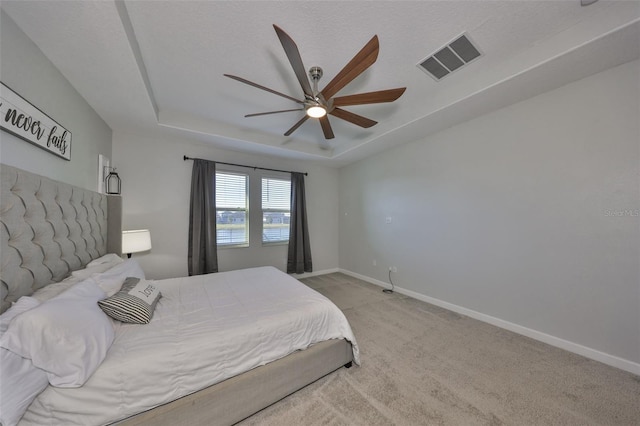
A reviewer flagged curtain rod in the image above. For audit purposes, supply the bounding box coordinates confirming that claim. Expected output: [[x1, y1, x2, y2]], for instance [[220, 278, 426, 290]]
[[183, 156, 307, 176]]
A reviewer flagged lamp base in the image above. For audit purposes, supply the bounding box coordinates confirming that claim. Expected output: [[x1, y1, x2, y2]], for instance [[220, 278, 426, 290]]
[[382, 289, 393, 294]]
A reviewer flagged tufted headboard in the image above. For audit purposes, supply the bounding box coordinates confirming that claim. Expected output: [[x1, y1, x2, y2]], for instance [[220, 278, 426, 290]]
[[0, 163, 122, 313]]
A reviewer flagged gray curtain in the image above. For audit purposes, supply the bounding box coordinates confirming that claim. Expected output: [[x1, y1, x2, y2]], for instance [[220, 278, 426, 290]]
[[188, 159, 218, 275], [287, 172, 312, 274]]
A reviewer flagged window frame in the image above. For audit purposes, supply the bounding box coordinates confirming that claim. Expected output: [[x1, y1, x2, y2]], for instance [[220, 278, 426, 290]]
[[215, 170, 249, 248], [261, 175, 291, 246]]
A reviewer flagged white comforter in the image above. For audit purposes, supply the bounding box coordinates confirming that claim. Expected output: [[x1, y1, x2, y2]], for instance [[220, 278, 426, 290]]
[[20, 267, 359, 426]]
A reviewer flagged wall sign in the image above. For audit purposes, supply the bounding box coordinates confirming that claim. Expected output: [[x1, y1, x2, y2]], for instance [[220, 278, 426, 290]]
[[0, 82, 71, 160]]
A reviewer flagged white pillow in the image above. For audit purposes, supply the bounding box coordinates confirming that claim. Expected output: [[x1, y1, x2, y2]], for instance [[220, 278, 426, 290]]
[[0, 281, 115, 388], [0, 296, 39, 333], [0, 349, 49, 426], [0, 297, 49, 426], [87, 253, 124, 267], [31, 257, 123, 303], [90, 259, 145, 297], [31, 257, 140, 302], [70, 261, 121, 280]]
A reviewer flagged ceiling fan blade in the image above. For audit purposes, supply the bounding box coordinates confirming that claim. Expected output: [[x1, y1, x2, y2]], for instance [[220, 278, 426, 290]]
[[332, 87, 406, 107], [330, 108, 377, 128], [224, 74, 303, 104], [319, 116, 335, 139], [321, 35, 379, 100], [273, 25, 313, 96], [284, 115, 309, 136], [245, 108, 304, 117]]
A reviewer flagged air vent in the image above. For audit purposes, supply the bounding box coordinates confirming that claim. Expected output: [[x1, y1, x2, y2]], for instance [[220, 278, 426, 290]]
[[417, 33, 482, 81]]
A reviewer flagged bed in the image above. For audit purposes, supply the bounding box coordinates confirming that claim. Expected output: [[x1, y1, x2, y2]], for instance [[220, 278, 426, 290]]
[[0, 163, 358, 426]]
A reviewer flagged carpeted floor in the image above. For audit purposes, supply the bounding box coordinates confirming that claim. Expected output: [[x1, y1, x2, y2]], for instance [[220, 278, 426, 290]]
[[238, 273, 640, 425]]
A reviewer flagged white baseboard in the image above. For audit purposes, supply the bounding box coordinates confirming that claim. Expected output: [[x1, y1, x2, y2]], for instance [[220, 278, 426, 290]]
[[338, 269, 640, 376], [289, 268, 340, 279]]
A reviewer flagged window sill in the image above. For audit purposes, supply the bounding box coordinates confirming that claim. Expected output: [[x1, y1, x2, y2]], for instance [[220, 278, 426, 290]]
[[262, 241, 289, 247], [217, 243, 249, 250]]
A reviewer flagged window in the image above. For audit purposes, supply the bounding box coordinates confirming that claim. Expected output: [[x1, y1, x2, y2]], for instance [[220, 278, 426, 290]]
[[216, 172, 248, 246], [261, 177, 291, 244]]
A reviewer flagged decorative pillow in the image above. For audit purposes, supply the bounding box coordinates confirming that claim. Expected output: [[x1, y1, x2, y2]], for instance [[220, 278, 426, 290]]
[[0, 281, 115, 388], [98, 277, 162, 324], [0, 298, 49, 426]]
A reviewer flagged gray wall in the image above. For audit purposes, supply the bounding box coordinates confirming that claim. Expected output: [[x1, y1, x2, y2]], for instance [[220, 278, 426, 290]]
[[112, 131, 340, 279], [339, 60, 640, 368], [0, 11, 112, 190]]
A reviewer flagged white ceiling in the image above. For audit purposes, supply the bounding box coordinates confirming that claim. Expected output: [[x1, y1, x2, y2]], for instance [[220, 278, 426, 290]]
[[2, 1, 639, 167]]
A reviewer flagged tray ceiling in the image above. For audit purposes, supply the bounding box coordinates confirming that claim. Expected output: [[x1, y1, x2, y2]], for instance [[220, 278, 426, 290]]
[[2, 1, 639, 166]]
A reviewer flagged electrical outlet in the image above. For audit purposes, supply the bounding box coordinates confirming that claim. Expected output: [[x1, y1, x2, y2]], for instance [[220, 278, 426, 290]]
[[373, 259, 377, 266], [385, 216, 392, 224], [391, 266, 397, 273]]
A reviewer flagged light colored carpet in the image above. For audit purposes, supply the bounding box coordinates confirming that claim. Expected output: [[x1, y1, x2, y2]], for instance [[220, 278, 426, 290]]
[[239, 273, 640, 425]]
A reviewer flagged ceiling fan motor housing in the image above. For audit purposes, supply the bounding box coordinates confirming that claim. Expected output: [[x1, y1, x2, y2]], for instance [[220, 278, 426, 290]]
[[309, 66, 323, 82]]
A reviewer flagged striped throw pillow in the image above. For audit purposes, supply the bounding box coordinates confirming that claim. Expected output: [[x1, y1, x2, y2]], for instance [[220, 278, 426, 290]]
[[98, 277, 161, 324]]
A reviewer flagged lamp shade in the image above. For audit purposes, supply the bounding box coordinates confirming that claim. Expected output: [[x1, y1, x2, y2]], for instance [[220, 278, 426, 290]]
[[122, 229, 151, 255]]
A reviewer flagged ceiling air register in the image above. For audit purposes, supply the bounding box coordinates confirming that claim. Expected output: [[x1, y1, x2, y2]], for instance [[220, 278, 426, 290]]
[[418, 33, 482, 81]]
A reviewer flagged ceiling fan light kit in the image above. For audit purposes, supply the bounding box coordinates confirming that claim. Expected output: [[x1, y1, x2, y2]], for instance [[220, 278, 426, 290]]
[[306, 105, 327, 118], [225, 25, 406, 140]]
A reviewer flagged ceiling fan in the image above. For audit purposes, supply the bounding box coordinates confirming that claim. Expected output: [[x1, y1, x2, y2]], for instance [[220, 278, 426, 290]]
[[224, 25, 406, 140]]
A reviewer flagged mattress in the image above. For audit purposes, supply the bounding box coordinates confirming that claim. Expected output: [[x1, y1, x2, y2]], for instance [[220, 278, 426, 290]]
[[20, 266, 359, 426]]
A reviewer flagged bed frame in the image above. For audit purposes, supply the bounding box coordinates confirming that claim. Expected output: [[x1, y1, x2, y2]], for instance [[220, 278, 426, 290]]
[[0, 163, 353, 426], [118, 339, 352, 426]]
